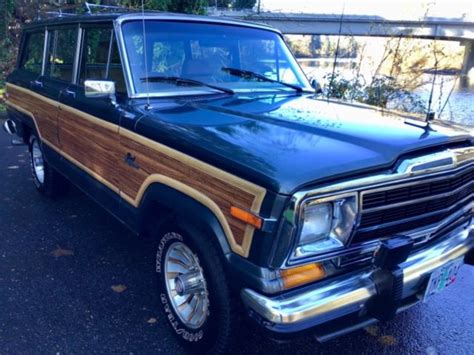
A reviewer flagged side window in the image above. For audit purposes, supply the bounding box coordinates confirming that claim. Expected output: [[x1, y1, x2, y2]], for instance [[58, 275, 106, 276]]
[[79, 27, 112, 84], [109, 37, 126, 94], [45, 27, 78, 82], [79, 27, 126, 94], [19, 31, 45, 75]]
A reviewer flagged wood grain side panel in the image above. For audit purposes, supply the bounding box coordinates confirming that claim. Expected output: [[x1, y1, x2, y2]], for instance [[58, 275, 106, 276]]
[[118, 136, 254, 246], [5, 83, 267, 257], [58, 108, 122, 188], [6, 85, 60, 146]]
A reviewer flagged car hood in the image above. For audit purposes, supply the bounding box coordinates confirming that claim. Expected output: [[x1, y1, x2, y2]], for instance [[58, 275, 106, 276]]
[[133, 93, 473, 195]]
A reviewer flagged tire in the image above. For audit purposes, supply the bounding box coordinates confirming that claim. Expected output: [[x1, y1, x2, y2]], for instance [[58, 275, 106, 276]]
[[28, 133, 64, 197], [155, 225, 237, 354]]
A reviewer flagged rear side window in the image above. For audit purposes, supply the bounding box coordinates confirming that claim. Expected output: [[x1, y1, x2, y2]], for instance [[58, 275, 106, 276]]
[[20, 31, 45, 74], [45, 27, 78, 82]]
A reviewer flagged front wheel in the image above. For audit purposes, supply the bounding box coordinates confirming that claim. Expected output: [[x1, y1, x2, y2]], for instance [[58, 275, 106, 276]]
[[155, 227, 238, 354], [29, 134, 64, 197]]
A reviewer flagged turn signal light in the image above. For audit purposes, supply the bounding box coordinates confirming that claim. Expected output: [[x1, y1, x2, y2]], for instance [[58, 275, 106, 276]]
[[230, 206, 262, 229], [281, 263, 326, 289]]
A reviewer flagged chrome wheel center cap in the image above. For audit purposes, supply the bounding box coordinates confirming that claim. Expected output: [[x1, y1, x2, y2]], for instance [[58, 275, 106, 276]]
[[174, 270, 206, 296]]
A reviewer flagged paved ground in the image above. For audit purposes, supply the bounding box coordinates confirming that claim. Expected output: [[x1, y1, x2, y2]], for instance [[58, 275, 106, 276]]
[[0, 118, 473, 355]]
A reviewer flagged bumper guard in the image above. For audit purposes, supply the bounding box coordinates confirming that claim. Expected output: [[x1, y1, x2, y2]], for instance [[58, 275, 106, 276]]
[[241, 222, 474, 336]]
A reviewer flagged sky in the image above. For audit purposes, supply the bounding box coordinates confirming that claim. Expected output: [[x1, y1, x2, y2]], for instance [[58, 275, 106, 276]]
[[260, 0, 474, 21]]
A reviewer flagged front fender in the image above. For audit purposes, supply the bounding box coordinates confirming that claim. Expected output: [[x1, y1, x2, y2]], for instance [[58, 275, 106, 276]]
[[138, 181, 232, 257]]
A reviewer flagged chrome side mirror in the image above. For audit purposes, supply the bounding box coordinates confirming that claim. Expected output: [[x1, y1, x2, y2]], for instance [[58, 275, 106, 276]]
[[84, 80, 116, 99], [310, 78, 323, 94]]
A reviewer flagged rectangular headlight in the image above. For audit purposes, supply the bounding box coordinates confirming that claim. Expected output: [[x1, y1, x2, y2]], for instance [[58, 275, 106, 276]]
[[293, 194, 358, 259]]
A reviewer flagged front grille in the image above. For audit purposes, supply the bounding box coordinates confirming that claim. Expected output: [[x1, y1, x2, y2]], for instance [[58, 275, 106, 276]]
[[352, 163, 474, 244], [363, 166, 474, 209]]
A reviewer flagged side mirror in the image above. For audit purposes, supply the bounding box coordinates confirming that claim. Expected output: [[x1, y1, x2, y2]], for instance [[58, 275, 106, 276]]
[[310, 78, 323, 94], [84, 80, 116, 99]]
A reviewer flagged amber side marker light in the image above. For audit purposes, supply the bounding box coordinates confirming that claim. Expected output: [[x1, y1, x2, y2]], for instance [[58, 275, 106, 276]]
[[281, 263, 326, 289], [230, 206, 263, 229]]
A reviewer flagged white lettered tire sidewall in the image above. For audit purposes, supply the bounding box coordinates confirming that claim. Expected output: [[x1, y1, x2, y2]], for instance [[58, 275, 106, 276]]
[[155, 228, 235, 353]]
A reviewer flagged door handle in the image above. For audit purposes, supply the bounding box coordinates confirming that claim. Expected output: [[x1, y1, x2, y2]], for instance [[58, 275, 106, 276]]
[[30, 80, 43, 88], [61, 89, 76, 98]]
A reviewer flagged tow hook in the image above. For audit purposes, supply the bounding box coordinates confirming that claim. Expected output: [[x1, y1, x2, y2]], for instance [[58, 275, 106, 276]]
[[3, 119, 17, 135]]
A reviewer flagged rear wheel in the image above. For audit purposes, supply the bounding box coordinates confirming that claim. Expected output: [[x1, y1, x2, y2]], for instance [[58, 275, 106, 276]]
[[29, 134, 64, 197], [155, 226, 237, 354]]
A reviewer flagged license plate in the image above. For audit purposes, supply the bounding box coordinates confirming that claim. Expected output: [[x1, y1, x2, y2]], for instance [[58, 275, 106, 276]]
[[423, 258, 463, 302]]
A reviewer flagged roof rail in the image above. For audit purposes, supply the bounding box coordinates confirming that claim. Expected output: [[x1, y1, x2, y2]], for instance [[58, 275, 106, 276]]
[[84, 2, 127, 14], [37, 2, 129, 20], [39, 10, 78, 20]]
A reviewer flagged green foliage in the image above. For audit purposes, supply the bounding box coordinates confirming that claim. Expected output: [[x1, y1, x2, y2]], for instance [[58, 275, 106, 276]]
[[119, 0, 207, 14], [324, 72, 364, 100], [0, 0, 16, 111], [324, 73, 426, 114], [233, 0, 256, 9], [214, 0, 232, 7], [0, 87, 5, 113]]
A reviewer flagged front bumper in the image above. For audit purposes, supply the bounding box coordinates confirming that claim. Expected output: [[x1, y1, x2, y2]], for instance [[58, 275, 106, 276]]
[[241, 221, 474, 340]]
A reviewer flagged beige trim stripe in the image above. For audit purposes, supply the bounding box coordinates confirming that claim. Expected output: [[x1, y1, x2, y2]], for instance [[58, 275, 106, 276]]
[[118, 128, 266, 212], [121, 174, 251, 256], [5, 83, 266, 257]]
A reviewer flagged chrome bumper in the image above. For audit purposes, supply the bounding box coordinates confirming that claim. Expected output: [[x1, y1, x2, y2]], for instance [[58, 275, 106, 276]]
[[241, 222, 474, 330]]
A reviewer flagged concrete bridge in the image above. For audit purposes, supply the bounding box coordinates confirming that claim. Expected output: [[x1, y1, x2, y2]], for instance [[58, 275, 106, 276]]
[[213, 11, 474, 75]]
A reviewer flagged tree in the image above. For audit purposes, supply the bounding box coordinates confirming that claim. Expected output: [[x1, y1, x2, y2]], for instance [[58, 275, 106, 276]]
[[120, 0, 207, 14], [233, 0, 256, 9]]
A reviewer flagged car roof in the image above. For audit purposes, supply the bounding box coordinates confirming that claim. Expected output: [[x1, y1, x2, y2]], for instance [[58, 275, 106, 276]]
[[22, 11, 280, 34]]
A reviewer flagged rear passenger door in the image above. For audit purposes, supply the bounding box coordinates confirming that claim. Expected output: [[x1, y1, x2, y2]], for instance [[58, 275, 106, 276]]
[[6, 29, 62, 146], [34, 26, 79, 147], [57, 25, 126, 199]]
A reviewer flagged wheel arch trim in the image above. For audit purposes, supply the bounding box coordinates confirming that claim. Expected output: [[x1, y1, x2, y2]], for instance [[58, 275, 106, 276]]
[[128, 174, 250, 257]]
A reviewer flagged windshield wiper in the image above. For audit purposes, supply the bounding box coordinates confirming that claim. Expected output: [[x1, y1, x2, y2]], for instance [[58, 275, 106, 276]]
[[221, 67, 303, 93], [140, 76, 234, 95]]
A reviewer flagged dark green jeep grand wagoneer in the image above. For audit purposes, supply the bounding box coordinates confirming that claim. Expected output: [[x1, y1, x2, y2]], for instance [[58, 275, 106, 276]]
[[4, 8, 474, 354]]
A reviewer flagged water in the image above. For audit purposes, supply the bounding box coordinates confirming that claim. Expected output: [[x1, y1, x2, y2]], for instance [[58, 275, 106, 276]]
[[299, 60, 473, 127], [413, 74, 473, 127]]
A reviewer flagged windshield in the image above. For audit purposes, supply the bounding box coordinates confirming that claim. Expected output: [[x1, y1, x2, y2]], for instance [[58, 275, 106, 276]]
[[121, 20, 311, 96]]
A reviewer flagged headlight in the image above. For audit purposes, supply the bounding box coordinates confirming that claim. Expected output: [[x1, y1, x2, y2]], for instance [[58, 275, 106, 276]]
[[293, 194, 358, 258]]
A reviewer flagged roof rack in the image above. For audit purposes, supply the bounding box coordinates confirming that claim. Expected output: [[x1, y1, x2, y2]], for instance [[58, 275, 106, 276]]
[[42, 10, 77, 19], [84, 2, 127, 14], [38, 2, 129, 20]]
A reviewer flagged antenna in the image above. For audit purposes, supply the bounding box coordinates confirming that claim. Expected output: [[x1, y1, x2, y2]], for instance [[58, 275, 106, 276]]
[[141, 0, 151, 110], [327, 4, 345, 100], [425, 38, 439, 122]]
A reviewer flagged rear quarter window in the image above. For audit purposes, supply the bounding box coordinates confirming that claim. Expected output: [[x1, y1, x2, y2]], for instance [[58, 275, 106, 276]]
[[19, 31, 45, 75]]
